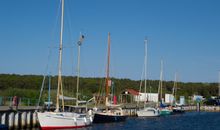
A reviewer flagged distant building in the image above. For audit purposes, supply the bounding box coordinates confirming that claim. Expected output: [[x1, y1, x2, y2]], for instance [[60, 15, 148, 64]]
[[193, 95, 204, 102], [179, 96, 185, 105], [165, 95, 185, 105], [134, 93, 159, 103], [120, 89, 139, 103], [165, 94, 174, 104]]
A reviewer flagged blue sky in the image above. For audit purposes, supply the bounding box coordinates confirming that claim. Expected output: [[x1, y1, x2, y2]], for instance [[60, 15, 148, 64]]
[[0, 0, 220, 83]]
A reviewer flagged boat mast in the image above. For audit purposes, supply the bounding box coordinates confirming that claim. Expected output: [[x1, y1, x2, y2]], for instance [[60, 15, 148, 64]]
[[172, 72, 177, 105], [48, 74, 51, 110], [144, 38, 148, 103], [76, 34, 84, 106], [158, 60, 163, 103], [105, 32, 111, 111], [56, 0, 65, 112]]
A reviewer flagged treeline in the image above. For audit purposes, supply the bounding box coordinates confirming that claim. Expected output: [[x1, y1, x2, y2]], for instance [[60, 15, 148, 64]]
[[0, 74, 218, 102]]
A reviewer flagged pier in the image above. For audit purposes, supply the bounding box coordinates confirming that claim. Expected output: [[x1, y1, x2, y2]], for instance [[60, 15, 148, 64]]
[[122, 105, 220, 116], [183, 105, 220, 112], [0, 106, 38, 129]]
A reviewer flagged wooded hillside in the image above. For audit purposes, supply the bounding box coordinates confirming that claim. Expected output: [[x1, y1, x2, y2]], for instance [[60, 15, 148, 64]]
[[0, 74, 218, 102]]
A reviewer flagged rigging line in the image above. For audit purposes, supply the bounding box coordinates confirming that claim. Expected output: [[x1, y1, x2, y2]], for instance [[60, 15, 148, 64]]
[[36, 46, 53, 109], [47, 0, 62, 78], [66, 0, 74, 45], [37, 75, 46, 109], [97, 78, 104, 106], [65, 0, 75, 78], [50, 0, 62, 49]]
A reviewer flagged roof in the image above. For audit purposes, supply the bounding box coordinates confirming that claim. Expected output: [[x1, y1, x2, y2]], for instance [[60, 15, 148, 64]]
[[122, 89, 139, 96]]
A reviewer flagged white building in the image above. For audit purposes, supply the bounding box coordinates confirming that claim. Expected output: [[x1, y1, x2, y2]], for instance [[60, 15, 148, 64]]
[[134, 93, 159, 102], [165, 94, 174, 104], [179, 96, 185, 105]]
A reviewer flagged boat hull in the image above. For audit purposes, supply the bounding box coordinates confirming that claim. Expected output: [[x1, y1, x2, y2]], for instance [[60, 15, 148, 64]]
[[137, 108, 160, 117], [37, 112, 92, 130], [173, 107, 185, 114], [159, 109, 172, 116], [0, 124, 8, 130], [93, 113, 126, 123]]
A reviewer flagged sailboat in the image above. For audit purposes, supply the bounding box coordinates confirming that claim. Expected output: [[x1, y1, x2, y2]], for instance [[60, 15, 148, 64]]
[[93, 32, 127, 123], [172, 73, 185, 114], [158, 60, 172, 115], [137, 38, 160, 117], [63, 33, 89, 113], [37, 0, 92, 129]]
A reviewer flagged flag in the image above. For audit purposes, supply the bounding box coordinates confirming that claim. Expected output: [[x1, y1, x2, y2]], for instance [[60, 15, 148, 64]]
[[108, 80, 112, 87], [80, 35, 84, 42]]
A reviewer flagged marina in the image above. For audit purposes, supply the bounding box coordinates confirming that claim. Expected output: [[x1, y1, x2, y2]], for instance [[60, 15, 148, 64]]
[[1, 0, 220, 130]]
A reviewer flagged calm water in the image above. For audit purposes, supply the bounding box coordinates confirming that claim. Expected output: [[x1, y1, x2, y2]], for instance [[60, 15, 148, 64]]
[[36, 112, 220, 130]]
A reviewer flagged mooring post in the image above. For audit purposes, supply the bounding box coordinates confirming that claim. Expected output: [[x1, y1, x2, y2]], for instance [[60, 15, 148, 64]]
[[196, 102, 200, 112], [8, 112, 15, 129], [14, 112, 19, 129], [33, 111, 37, 127], [21, 112, 27, 129]]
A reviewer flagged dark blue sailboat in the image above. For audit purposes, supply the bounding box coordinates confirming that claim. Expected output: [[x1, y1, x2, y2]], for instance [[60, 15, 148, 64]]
[[93, 33, 127, 123], [93, 110, 126, 123]]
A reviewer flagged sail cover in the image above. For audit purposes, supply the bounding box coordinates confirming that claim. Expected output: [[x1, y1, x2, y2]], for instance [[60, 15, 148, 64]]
[[59, 95, 77, 101]]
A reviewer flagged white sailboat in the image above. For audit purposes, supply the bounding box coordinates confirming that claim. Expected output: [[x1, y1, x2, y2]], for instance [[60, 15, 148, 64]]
[[37, 0, 92, 129], [137, 38, 160, 117]]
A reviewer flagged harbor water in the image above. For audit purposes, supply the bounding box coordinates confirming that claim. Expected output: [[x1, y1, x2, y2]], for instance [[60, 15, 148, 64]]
[[32, 112, 220, 130]]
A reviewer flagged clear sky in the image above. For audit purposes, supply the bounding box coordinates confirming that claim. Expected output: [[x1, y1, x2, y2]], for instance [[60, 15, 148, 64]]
[[0, 0, 220, 83]]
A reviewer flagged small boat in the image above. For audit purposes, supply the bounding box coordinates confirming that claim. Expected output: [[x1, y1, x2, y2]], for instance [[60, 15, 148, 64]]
[[159, 107, 173, 115], [137, 107, 160, 117], [93, 33, 127, 123], [172, 106, 185, 114]]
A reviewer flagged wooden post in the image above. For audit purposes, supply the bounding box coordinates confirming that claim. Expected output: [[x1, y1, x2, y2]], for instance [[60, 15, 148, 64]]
[[196, 102, 200, 112]]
